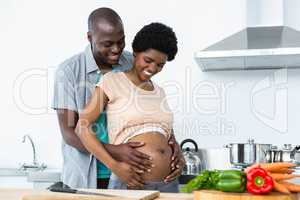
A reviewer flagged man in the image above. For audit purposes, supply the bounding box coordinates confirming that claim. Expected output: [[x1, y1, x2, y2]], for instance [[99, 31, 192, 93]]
[[52, 7, 184, 189]]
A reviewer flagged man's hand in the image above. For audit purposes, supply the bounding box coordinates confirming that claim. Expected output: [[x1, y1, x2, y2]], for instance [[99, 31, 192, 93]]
[[105, 142, 153, 173], [164, 134, 185, 183], [111, 161, 145, 188]]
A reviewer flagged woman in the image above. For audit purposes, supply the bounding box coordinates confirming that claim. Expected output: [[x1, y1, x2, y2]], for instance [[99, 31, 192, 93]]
[[76, 22, 179, 192]]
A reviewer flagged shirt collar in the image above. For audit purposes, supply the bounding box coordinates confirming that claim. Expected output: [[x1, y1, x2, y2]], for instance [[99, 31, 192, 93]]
[[84, 44, 128, 74], [85, 45, 98, 74]]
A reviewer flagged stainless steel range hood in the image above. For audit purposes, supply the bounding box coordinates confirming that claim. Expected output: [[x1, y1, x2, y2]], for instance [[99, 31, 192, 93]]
[[195, 0, 300, 71]]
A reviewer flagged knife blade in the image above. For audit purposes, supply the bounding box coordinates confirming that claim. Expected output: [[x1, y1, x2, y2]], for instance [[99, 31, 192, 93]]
[[49, 186, 118, 197]]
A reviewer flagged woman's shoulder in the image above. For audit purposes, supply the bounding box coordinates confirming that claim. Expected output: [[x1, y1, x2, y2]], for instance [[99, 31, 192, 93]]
[[152, 82, 167, 95], [102, 71, 124, 81]]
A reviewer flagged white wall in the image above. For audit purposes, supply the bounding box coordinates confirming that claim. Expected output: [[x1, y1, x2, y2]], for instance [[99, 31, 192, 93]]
[[284, 0, 300, 30], [1, 0, 300, 169], [247, 0, 284, 26]]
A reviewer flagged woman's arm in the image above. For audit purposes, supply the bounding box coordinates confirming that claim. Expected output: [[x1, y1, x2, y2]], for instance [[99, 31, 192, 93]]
[[75, 87, 112, 165], [75, 87, 144, 187]]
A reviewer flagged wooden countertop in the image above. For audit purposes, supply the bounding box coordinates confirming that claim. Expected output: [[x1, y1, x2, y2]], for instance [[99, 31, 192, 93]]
[[0, 188, 193, 200], [156, 192, 193, 200], [3, 189, 300, 200]]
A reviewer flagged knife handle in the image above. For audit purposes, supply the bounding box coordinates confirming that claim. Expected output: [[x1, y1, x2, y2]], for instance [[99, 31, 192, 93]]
[[49, 187, 78, 194]]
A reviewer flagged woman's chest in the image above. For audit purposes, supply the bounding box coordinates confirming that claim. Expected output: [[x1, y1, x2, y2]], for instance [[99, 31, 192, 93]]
[[108, 92, 172, 122]]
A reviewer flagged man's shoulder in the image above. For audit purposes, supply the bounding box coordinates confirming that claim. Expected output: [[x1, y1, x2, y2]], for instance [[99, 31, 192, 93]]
[[56, 50, 86, 74], [120, 50, 133, 65], [121, 50, 133, 60]]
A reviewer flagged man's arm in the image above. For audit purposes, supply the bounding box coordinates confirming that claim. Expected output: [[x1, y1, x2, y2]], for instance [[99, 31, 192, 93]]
[[53, 65, 152, 171], [53, 65, 88, 151], [56, 109, 88, 152], [56, 109, 153, 172]]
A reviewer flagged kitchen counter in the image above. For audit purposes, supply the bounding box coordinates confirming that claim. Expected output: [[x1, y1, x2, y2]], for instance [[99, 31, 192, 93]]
[[0, 168, 61, 189], [0, 188, 193, 200]]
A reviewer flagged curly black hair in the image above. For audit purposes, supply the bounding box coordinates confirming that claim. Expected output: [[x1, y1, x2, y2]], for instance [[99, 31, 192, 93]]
[[132, 22, 178, 61]]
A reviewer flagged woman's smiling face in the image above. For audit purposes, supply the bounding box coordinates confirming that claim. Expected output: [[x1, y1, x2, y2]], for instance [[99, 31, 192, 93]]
[[133, 49, 168, 82]]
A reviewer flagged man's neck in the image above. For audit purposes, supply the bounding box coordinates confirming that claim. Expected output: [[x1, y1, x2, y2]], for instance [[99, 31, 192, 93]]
[[95, 60, 113, 74], [98, 66, 113, 75]]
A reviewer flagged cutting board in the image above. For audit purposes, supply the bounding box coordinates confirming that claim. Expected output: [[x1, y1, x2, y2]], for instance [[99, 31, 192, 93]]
[[194, 190, 299, 200], [22, 189, 160, 200]]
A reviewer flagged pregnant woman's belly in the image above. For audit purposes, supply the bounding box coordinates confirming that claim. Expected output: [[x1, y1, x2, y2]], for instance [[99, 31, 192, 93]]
[[128, 132, 172, 182]]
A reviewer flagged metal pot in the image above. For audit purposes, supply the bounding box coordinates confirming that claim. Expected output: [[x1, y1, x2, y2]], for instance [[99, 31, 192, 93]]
[[255, 143, 272, 163], [290, 145, 300, 163], [225, 139, 256, 167], [280, 144, 294, 163], [266, 145, 280, 163], [180, 139, 202, 175], [270, 144, 300, 163]]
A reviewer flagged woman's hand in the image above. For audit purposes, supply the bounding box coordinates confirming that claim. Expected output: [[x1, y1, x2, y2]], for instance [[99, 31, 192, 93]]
[[164, 154, 185, 183], [168, 134, 183, 170], [164, 134, 186, 182], [111, 161, 145, 188], [105, 142, 153, 173]]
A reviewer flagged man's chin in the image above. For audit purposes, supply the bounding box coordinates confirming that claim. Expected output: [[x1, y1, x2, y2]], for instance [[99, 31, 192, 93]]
[[108, 59, 120, 65]]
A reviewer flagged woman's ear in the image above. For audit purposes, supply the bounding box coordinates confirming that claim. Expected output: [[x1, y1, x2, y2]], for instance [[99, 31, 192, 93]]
[[133, 52, 136, 57]]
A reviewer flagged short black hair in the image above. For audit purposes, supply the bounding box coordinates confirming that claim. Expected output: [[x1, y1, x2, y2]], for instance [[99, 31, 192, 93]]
[[132, 22, 178, 61], [88, 7, 122, 32]]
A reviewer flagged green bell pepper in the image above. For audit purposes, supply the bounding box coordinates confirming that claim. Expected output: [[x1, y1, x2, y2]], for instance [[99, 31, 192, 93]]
[[181, 170, 246, 193], [216, 170, 247, 193]]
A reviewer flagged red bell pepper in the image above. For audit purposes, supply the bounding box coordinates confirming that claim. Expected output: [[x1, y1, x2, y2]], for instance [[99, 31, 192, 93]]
[[246, 167, 274, 194]]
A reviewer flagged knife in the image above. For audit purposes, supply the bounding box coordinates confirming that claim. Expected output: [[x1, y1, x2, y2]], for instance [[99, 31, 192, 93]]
[[49, 186, 118, 197]]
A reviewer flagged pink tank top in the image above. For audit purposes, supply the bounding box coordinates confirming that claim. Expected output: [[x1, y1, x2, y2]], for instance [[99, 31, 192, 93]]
[[96, 71, 173, 144]]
